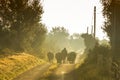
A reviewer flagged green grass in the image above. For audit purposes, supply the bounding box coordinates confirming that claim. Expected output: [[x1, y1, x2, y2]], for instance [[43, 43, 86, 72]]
[[0, 53, 45, 80]]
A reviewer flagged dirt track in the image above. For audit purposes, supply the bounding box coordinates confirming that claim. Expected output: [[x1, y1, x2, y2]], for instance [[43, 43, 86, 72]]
[[46, 64, 76, 80], [13, 63, 51, 80], [13, 63, 76, 80]]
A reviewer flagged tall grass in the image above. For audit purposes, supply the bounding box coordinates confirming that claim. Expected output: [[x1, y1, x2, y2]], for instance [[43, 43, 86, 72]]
[[0, 53, 45, 80]]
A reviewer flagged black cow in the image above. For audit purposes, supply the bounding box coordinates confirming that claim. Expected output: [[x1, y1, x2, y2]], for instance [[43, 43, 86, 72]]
[[55, 52, 62, 64], [67, 52, 76, 64], [47, 52, 54, 63]]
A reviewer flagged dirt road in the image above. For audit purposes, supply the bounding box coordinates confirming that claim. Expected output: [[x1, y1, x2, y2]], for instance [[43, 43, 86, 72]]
[[47, 64, 76, 80], [13, 63, 76, 80], [13, 63, 51, 80]]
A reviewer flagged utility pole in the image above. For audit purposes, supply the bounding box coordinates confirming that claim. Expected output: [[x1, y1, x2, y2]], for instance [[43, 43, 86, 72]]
[[94, 6, 96, 38], [91, 25, 93, 36], [87, 26, 89, 34]]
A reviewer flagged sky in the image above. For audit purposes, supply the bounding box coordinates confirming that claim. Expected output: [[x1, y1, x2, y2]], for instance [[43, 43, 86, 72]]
[[41, 0, 108, 40]]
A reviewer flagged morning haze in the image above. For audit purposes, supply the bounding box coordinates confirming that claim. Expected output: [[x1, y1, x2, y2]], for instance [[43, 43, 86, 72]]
[[0, 0, 119, 80]]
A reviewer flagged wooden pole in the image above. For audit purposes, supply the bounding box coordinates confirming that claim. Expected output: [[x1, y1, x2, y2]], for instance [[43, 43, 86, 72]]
[[87, 27, 89, 34], [94, 6, 96, 38], [91, 25, 93, 36]]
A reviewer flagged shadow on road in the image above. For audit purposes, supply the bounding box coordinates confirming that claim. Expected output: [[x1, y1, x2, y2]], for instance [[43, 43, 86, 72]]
[[42, 64, 76, 80]]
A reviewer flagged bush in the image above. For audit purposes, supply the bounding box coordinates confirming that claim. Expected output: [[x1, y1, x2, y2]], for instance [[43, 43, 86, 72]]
[[71, 44, 112, 80]]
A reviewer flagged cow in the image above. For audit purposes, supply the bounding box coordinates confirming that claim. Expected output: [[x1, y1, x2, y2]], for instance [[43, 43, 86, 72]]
[[67, 52, 76, 64], [47, 52, 54, 63]]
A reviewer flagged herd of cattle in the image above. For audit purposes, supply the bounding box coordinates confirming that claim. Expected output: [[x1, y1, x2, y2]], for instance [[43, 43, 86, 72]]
[[47, 48, 77, 64]]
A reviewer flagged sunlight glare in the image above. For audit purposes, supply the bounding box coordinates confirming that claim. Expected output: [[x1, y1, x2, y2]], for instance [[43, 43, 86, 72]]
[[42, 0, 107, 40]]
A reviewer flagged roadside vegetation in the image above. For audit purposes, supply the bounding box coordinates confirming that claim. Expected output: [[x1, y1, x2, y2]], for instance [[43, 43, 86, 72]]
[[72, 43, 111, 80], [0, 52, 45, 80], [67, 1, 120, 80]]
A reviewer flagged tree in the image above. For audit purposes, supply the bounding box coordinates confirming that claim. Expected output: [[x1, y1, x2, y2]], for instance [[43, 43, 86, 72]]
[[101, 1, 120, 79], [40, 26, 71, 56], [50, 27, 69, 40], [101, 0, 120, 57], [81, 33, 98, 51], [0, 0, 46, 54], [69, 33, 85, 51]]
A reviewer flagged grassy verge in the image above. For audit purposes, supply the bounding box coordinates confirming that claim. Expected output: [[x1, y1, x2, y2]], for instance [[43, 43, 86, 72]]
[[0, 53, 45, 80]]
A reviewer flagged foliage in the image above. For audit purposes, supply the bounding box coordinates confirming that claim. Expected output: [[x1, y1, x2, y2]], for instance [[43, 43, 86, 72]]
[[69, 33, 85, 51], [0, 0, 47, 56], [49, 27, 69, 50], [0, 53, 45, 80], [101, 0, 120, 79], [81, 33, 98, 51], [50, 27, 69, 38], [100, 0, 113, 42], [41, 26, 70, 53], [41, 26, 85, 58], [71, 43, 111, 80], [101, 0, 120, 55], [99, 39, 110, 46]]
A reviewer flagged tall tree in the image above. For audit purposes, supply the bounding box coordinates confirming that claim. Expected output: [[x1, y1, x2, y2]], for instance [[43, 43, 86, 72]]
[[50, 27, 69, 49], [69, 33, 85, 51], [81, 33, 98, 51], [101, 0, 120, 58], [0, 0, 46, 53], [41, 27, 70, 53]]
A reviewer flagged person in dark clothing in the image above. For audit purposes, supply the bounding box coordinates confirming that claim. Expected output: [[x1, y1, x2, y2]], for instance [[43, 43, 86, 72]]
[[61, 48, 67, 63]]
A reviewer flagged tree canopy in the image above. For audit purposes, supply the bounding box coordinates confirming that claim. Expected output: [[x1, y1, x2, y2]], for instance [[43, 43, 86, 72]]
[[0, 0, 46, 55], [81, 33, 98, 51], [101, 0, 120, 57]]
